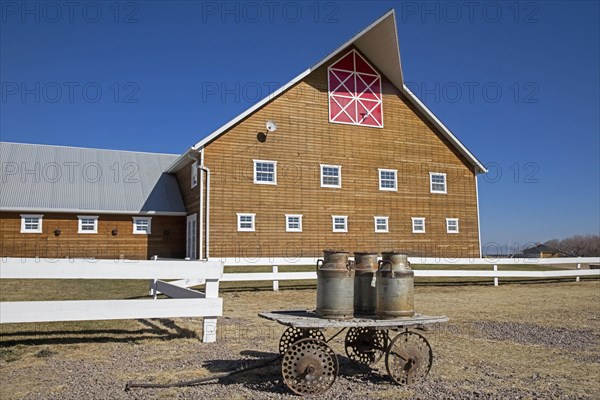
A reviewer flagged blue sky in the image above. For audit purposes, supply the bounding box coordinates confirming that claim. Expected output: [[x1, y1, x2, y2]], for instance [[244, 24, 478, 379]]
[[1, 1, 599, 252]]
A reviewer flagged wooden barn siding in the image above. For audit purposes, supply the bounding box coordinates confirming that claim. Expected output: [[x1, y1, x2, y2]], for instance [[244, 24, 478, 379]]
[[0, 212, 185, 259], [196, 46, 480, 258]]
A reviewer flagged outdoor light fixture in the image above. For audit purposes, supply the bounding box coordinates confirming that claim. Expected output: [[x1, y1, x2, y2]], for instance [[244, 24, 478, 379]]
[[54, 228, 61, 236], [163, 230, 170, 236], [257, 120, 278, 142], [112, 229, 118, 236]]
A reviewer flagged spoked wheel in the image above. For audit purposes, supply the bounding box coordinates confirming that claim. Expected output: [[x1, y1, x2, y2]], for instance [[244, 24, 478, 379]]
[[344, 327, 388, 366], [282, 338, 338, 396], [278, 326, 326, 355], [385, 331, 433, 385]]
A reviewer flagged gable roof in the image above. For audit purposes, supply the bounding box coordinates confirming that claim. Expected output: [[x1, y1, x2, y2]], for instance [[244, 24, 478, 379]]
[[0, 142, 186, 215], [168, 9, 487, 174]]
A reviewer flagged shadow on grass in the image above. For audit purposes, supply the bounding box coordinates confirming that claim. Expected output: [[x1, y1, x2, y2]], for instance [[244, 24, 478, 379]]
[[0, 318, 197, 347], [196, 351, 392, 396]]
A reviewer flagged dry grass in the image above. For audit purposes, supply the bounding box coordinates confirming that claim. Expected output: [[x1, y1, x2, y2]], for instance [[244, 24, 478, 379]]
[[1, 280, 599, 399]]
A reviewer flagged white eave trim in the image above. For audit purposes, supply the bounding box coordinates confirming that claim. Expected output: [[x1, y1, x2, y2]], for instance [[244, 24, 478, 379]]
[[1, 207, 186, 216]]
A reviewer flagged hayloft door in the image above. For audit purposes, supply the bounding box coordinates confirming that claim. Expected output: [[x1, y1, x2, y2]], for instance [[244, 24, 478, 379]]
[[186, 214, 197, 259]]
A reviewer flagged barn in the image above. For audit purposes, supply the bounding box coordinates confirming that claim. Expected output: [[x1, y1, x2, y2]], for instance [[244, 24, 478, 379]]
[[0, 10, 486, 260]]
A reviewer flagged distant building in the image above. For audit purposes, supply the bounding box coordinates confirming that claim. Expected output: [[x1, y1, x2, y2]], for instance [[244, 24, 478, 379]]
[[521, 244, 567, 258]]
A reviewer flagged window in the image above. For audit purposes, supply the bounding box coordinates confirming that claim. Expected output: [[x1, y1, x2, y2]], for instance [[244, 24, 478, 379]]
[[332, 215, 348, 232], [286, 214, 303, 232], [430, 172, 447, 193], [253, 160, 277, 184], [412, 217, 426, 233], [320, 164, 341, 188], [379, 169, 397, 191], [328, 49, 383, 128], [20, 214, 43, 233], [133, 217, 152, 234], [78, 216, 99, 234], [237, 213, 256, 232], [446, 218, 459, 233], [374, 216, 389, 233], [191, 161, 198, 188]]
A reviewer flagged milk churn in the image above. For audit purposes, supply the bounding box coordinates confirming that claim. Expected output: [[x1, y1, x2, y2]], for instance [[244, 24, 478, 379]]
[[376, 252, 415, 318], [353, 252, 378, 316], [316, 250, 355, 319]]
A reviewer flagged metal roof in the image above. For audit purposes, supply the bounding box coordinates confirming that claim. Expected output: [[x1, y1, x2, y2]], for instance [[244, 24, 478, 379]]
[[167, 9, 487, 174], [0, 142, 186, 215]]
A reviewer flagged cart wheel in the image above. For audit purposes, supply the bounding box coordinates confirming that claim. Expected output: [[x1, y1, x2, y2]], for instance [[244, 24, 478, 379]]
[[278, 327, 326, 355], [385, 331, 433, 385], [282, 338, 338, 396], [344, 327, 387, 366]]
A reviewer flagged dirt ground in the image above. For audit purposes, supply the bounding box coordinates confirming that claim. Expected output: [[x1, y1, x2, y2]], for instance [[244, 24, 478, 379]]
[[1, 281, 599, 399]]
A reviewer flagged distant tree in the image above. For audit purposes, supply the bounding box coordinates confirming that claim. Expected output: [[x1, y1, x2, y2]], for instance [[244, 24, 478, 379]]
[[543, 235, 600, 257]]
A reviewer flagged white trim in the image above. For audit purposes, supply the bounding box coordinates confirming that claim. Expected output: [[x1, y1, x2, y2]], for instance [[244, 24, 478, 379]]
[[327, 49, 383, 129], [446, 218, 459, 234], [253, 160, 277, 185], [3, 207, 186, 216], [374, 216, 389, 233], [237, 213, 256, 232], [191, 161, 198, 188], [378, 168, 398, 191], [285, 214, 303, 232], [320, 164, 342, 188], [429, 172, 447, 194], [132, 216, 152, 235], [331, 215, 348, 233], [411, 217, 426, 234], [20, 214, 43, 233], [475, 175, 483, 257], [77, 215, 99, 234]]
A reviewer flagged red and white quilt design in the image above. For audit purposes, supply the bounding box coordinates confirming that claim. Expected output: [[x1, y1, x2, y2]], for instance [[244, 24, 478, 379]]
[[328, 49, 383, 128]]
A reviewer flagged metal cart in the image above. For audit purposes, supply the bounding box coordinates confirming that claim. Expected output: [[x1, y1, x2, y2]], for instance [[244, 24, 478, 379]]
[[259, 310, 448, 396]]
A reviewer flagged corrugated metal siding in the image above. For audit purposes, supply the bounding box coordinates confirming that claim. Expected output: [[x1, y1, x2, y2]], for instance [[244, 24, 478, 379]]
[[0, 142, 186, 214]]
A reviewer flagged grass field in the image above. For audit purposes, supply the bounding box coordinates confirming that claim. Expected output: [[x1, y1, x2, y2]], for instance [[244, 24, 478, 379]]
[[1, 275, 599, 399]]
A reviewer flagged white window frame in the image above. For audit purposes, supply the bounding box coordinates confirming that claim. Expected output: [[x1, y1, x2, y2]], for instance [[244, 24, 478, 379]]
[[132, 217, 152, 235], [237, 213, 256, 232], [446, 218, 459, 234], [20, 214, 43, 233], [374, 216, 389, 233], [253, 160, 277, 185], [411, 217, 426, 234], [378, 168, 398, 191], [191, 161, 198, 188], [320, 164, 342, 188], [285, 214, 303, 232], [78, 215, 99, 234], [430, 172, 447, 194], [332, 215, 348, 233]]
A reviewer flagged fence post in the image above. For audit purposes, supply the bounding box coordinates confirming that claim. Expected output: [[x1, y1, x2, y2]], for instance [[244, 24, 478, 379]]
[[273, 266, 279, 291], [493, 265, 498, 287], [148, 279, 157, 298], [203, 277, 220, 343], [576, 263, 581, 282]]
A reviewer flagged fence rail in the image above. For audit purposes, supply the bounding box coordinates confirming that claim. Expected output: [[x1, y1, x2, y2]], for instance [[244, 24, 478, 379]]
[[0, 258, 224, 343], [213, 257, 600, 291]]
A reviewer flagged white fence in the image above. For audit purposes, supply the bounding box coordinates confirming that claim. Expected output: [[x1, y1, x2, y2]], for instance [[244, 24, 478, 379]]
[[212, 257, 600, 291], [0, 258, 224, 343]]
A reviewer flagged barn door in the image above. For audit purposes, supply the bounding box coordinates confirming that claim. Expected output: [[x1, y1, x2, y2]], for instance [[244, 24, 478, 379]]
[[186, 214, 197, 259]]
